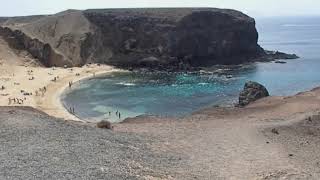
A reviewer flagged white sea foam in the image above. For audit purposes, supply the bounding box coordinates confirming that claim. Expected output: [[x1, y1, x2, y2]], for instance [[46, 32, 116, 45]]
[[198, 83, 209, 85], [116, 82, 136, 86]]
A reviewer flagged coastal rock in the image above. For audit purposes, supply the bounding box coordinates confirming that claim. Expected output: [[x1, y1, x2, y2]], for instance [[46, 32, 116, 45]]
[[138, 56, 161, 67], [0, 26, 66, 67], [275, 60, 287, 64], [264, 50, 299, 61], [0, 8, 298, 68], [97, 120, 113, 129], [83, 8, 264, 68], [239, 81, 269, 106]]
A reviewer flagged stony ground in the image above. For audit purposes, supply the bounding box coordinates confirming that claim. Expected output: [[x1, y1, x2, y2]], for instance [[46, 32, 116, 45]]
[[0, 107, 186, 180], [3, 87, 320, 179]]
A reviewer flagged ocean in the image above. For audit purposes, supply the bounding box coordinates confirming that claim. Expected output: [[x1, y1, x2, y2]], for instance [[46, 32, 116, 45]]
[[63, 16, 320, 122]]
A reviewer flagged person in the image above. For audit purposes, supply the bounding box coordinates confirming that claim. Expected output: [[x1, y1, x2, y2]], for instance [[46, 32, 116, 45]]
[[109, 111, 111, 116], [119, 112, 121, 119]]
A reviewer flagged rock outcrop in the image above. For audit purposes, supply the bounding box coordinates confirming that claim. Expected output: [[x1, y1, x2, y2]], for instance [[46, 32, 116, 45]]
[[0, 26, 65, 66], [239, 81, 269, 106], [82, 8, 265, 68], [0, 8, 298, 68]]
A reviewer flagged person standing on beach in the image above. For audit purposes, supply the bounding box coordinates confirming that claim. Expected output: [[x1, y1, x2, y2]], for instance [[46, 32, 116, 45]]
[[119, 112, 121, 119]]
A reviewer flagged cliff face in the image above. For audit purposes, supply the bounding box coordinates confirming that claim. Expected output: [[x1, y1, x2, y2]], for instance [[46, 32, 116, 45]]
[[0, 26, 65, 66], [0, 8, 279, 68], [83, 8, 264, 68]]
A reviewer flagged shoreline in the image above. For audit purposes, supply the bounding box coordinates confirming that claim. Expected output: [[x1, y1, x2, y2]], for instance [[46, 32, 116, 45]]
[[37, 65, 125, 122], [2, 77, 320, 179], [3, 63, 320, 179], [2, 61, 320, 124], [0, 62, 122, 122], [54, 67, 125, 122]]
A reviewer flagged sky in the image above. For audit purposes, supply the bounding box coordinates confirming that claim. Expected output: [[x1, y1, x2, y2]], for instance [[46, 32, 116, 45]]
[[1, 0, 320, 17]]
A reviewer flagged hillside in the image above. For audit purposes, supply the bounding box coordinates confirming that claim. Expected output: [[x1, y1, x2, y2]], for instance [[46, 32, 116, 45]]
[[0, 8, 296, 69]]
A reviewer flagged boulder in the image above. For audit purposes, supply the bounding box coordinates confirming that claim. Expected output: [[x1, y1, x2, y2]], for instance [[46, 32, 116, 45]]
[[239, 81, 269, 106], [97, 120, 113, 129]]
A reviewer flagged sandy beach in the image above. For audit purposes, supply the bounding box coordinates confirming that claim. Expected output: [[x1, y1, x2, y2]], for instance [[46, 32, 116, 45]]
[[0, 50, 119, 121]]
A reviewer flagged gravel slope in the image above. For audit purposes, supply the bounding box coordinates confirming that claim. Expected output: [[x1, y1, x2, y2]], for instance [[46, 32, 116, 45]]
[[0, 107, 183, 180]]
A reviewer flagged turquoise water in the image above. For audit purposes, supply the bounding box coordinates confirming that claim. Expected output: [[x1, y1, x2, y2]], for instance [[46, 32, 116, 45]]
[[63, 17, 320, 122]]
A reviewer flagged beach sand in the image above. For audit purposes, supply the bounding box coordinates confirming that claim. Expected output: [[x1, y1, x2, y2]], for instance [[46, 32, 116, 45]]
[[0, 63, 119, 121], [0, 40, 119, 121]]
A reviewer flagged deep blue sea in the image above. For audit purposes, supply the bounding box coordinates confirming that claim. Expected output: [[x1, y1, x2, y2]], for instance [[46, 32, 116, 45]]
[[63, 16, 320, 122]]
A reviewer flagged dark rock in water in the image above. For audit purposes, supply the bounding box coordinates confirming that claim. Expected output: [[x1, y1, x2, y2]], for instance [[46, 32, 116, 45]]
[[265, 50, 299, 60], [275, 60, 287, 64], [97, 120, 113, 129], [239, 81, 269, 107]]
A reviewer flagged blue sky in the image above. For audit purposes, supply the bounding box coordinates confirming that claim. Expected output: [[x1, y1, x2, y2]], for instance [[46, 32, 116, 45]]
[[1, 0, 319, 17]]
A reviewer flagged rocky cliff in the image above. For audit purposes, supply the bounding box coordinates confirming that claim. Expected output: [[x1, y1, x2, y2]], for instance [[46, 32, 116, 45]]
[[0, 26, 65, 66], [0, 8, 297, 69]]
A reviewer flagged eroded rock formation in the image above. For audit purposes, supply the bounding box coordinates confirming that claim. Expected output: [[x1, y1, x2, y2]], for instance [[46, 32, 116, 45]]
[[0, 26, 65, 66]]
